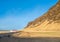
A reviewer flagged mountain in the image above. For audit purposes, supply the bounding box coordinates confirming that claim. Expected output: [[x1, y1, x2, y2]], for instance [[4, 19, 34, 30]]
[[12, 0, 60, 38]]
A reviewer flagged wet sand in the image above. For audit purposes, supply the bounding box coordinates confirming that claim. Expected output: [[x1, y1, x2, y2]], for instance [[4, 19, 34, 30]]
[[0, 37, 60, 42], [0, 32, 60, 42]]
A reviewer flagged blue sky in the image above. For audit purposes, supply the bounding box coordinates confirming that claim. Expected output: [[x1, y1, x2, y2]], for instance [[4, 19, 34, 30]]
[[0, 0, 58, 30]]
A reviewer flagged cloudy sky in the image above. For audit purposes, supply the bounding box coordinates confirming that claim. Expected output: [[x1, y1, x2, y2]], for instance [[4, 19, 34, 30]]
[[0, 0, 58, 30]]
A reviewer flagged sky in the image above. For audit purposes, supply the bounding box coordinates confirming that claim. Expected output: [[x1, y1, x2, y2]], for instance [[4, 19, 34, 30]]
[[0, 0, 58, 30]]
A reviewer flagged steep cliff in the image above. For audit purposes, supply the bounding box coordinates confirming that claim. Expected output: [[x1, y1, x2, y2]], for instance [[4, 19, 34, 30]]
[[23, 0, 60, 32]]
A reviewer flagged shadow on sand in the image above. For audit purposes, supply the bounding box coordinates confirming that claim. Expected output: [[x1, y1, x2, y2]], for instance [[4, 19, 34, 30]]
[[0, 33, 60, 42]]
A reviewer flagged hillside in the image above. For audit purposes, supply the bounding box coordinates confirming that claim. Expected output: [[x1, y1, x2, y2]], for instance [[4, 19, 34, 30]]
[[12, 0, 60, 38]]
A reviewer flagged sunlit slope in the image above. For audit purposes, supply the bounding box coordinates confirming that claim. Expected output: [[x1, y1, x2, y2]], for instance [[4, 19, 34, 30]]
[[12, 1, 60, 38], [23, 1, 60, 32], [23, 21, 60, 32]]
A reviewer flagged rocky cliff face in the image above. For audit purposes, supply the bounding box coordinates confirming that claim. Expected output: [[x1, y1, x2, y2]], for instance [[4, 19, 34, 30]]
[[26, 1, 60, 28], [22, 1, 60, 32]]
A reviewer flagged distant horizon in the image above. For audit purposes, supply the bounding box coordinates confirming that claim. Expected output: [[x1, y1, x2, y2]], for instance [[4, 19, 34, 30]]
[[0, 0, 58, 30]]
